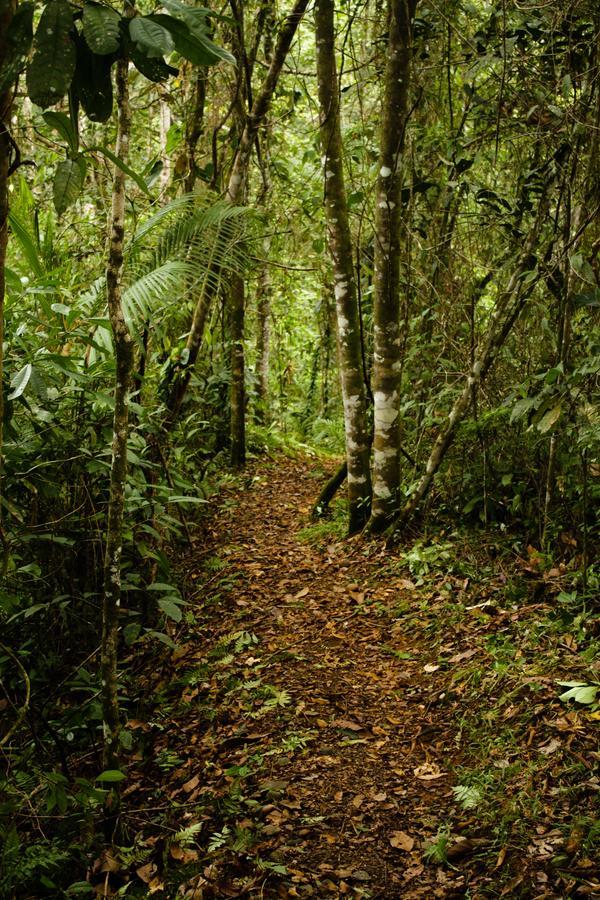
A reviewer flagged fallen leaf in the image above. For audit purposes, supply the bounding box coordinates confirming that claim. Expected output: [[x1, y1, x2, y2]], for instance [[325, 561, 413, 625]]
[[539, 738, 561, 755], [424, 663, 440, 673], [413, 762, 445, 780], [170, 845, 199, 863], [449, 649, 477, 663], [334, 718, 363, 731], [182, 774, 200, 793], [136, 863, 157, 884], [390, 831, 415, 851]]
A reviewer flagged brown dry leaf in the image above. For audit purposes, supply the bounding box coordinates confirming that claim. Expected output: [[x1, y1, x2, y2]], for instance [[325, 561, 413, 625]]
[[413, 762, 445, 780], [403, 865, 424, 883], [449, 649, 477, 663], [501, 874, 524, 896], [389, 831, 415, 851], [424, 663, 440, 673], [539, 737, 561, 755], [295, 587, 309, 599], [136, 862, 157, 884], [494, 846, 508, 869], [351, 793, 365, 809], [182, 774, 200, 794], [171, 845, 200, 863], [334, 718, 363, 731], [96, 851, 121, 874]]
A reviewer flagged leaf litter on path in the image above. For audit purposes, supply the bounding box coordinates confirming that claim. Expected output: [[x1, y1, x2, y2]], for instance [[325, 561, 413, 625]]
[[116, 454, 599, 899]]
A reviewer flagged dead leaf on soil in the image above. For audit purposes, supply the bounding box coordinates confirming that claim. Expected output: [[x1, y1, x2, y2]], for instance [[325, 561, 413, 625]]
[[170, 845, 200, 863], [390, 831, 415, 851], [413, 762, 445, 780], [449, 649, 478, 663], [182, 774, 200, 793], [333, 718, 363, 731], [539, 737, 561, 755], [136, 862, 157, 884]]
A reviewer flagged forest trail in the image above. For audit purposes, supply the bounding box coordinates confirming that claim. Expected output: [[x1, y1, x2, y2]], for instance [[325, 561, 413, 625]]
[[130, 453, 598, 899], [189, 455, 456, 896]]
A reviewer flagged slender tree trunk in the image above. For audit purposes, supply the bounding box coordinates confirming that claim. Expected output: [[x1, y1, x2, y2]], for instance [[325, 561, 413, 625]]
[[387, 188, 554, 541], [368, 0, 417, 532], [158, 89, 171, 194], [230, 271, 246, 466], [254, 238, 272, 423], [101, 49, 134, 776], [164, 0, 309, 424], [315, 0, 372, 533], [0, 0, 16, 565], [181, 65, 207, 193]]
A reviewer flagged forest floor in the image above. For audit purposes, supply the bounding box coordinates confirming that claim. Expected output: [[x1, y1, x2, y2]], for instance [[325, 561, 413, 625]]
[[106, 452, 600, 899]]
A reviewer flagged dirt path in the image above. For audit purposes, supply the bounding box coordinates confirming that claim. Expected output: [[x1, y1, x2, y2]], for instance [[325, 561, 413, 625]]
[[128, 453, 599, 898], [150, 455, 462, 898]]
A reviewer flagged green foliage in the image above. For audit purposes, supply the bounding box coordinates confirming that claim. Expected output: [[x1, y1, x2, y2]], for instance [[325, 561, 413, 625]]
[[82, 3, 121, 55], [26, 0, 76, 109], [0, 2, 34, 95]]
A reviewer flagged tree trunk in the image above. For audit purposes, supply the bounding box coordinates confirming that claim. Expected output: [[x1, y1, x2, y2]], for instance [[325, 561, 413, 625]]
[[315, 0, 372, 533], [230, 271, 246, 466], [368, 0, 417, 532], [386, 187, 554, 541], [101, 50, 134, 777], [0, 0, 16, 562], [254, 239, 271, 423]]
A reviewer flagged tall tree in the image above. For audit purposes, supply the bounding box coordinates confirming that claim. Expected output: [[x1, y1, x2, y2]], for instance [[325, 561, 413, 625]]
[[315, 0, 372, 532], [368, 0, 417, 532], [101, 40, 134, 777]]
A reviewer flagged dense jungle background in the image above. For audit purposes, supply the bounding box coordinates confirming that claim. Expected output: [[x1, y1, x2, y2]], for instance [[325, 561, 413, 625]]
[[0, 0, 599, 896]]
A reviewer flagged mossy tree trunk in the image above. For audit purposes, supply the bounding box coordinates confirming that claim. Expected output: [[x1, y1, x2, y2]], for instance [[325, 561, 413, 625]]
[[315, 0, 372, 533], [368, 0, 418, 532], [101, 50, 134, 776]]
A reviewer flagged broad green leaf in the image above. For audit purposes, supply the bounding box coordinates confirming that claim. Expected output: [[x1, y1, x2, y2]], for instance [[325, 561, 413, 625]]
[[8, 211, 43, 277], [43, 111, 78, 154], [146, 630, 177, 649], [51, 302, 71, 315], [53, 158, 86, 215], [0, 2, 34, 95], [96, 769, 127, 782], [158, 597, 183, 622], [558, 682, 598, 705], [537, 403, 562, 434], [82, 2, 121, 55], [148, 14, 235, 66], [86, 145, 152, 195], [129, 44, 178, 82], [74, 36, 114, 122], [573, 289, 600, 308], [161, 0, 233, 24], [129, 16, 174, 58], [26, 0, 76, 109], [8, 363, 33, 400], [509, 397, 535, 424]]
